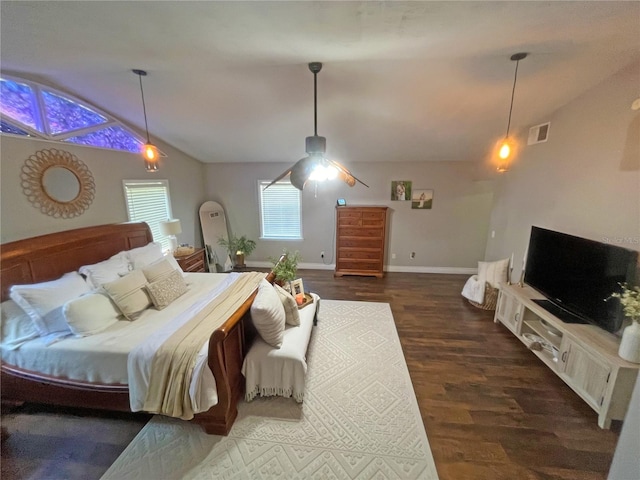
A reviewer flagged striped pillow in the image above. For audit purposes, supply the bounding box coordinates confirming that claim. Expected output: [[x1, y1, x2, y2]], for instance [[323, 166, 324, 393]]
[[274, 283, 300, 326]]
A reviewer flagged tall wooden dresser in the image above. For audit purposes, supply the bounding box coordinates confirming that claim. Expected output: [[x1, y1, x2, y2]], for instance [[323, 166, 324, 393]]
[[335, 206, 388, 278]]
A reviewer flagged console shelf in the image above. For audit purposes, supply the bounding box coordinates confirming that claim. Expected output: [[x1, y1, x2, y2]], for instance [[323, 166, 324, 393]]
[[494, 283, 639, 428]]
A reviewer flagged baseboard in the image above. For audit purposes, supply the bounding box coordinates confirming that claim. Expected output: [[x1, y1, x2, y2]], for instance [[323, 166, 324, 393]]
[[246, 261, 476, 275]]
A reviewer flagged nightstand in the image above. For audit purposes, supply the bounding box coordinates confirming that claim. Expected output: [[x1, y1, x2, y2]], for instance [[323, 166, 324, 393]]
[[174, 247, 206, 273]]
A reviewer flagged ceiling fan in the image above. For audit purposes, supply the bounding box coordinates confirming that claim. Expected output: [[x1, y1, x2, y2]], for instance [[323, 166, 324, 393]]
[[265, 62, 369, 191]]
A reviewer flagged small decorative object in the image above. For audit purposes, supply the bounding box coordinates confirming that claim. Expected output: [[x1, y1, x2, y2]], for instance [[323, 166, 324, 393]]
[[269, 249, 302, 289], [217, 234, 256, 268], [609, 283, 640, 363], [507, 253, 514, 285], [391, 180, 412, 201], [290, 278, 304, 297], [411, 189, 433, 209], [295, 293, 305, 305]]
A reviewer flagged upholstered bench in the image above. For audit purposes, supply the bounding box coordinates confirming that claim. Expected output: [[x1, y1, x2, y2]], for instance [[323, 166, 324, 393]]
[[242, 293, 319, 402]]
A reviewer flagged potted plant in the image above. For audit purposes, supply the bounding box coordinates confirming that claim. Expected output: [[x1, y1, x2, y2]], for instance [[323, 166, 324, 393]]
[[269, 249, 302, 291], [609, 283, 640, 363], [218, 234, 256, 268]]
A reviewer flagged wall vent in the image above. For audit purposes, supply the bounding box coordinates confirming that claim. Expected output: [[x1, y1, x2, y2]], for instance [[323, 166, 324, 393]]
[[527, 122, 550, 145]]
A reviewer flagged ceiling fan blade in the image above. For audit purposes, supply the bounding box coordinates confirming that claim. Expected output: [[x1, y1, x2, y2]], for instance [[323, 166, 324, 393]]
[[263, 167, 293, 190], [289, 156, 318, 190], [327, 159, 370, 188]]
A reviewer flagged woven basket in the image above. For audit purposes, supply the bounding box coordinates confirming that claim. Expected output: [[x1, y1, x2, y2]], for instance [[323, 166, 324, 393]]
[[468, 282, 498, 311]]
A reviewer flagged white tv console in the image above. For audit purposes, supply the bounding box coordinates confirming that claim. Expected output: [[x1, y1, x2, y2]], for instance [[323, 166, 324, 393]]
[[494, 283, 639, 428]]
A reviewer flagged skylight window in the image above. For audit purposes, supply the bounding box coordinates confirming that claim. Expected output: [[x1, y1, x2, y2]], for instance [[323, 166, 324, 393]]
[[42, 90, 107, 135], [0, 78, 40, 131], [0, 76, 157, 156]]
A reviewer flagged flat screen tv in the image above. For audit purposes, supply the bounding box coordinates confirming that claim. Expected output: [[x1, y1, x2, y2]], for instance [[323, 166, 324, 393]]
[[524, 226, 638, 333]]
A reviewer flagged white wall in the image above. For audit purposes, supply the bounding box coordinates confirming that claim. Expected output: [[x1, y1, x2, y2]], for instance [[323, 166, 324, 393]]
[[0, 136, 206, 245], [485, 60, 640, 280], [203, 161, 494, 271]]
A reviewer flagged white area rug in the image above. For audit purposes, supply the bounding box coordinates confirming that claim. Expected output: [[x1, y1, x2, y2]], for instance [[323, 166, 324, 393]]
[[102, 300, 438, 479]]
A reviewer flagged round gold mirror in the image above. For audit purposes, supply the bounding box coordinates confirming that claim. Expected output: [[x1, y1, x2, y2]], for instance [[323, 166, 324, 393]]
[[21, 148, 95, 218]]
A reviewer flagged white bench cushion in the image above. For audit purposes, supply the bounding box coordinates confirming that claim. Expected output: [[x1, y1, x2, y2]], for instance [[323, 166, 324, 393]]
[[242, 293, 319, 402]]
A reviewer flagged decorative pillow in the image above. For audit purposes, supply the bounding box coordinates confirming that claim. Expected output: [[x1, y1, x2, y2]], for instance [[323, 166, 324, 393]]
[[164, 254, 184, 275], [478, 258, 510, 289], [79, 252, 131, 289], [250, 279, 286, 348], [63, 293, 121, 336], [142, 258, 177, 283], [1, 300, 38, 345], [10, 272, 92, 336], [126, 242, 164, 270], [146, 270, 188, 310], [102, 270, 151, 320], [274, 283, 300, 326]]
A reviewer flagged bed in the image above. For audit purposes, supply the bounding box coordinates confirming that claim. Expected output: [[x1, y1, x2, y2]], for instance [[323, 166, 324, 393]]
[[0, 222, 277, 435]]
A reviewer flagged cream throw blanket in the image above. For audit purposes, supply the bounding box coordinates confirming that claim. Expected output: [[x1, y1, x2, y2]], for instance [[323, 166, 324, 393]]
[[141, 271, 264, 420]]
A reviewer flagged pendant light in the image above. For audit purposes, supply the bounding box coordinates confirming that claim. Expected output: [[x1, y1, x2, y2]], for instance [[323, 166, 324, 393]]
[[133, 69, 160, 172], [265, 62, 368, 191], [496, 52, 527, 173]]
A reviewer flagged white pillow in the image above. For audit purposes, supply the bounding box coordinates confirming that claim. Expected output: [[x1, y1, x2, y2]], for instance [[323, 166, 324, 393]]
[[63, 293, 121, 336], [10, 272, 92, 337], [164, 254, 184, 275], [79, 252, 131, 289], [1, 300, 38, 345], [126, 242, 164, 270], [478, 258, 510, 289], [250, 279, 286, 348], [274, 283, 301, 326], [102, 270, 152, 320]]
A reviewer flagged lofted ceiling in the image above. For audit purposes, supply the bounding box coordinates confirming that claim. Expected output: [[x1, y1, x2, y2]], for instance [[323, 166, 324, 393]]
[[1, 1, 639, 166]]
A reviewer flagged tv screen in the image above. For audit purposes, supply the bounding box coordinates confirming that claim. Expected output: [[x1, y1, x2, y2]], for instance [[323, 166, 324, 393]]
[[524, 226, 638, 333]]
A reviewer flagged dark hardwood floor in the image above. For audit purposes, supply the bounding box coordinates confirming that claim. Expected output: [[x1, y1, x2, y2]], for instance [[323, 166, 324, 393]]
[[1, 270, 622, 479]]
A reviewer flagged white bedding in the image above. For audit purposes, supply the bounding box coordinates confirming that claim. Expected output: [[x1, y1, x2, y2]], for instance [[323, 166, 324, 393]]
[[1, 272, 229, 392]]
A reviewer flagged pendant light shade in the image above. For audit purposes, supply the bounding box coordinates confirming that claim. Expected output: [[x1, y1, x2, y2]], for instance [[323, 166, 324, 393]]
[[496, 52, 527, 173], [133, 69, 160, 172], [265, 62, 368, 191]]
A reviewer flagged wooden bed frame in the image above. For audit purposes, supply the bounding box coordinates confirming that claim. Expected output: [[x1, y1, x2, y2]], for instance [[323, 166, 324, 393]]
[[0, 222, 274, 435]]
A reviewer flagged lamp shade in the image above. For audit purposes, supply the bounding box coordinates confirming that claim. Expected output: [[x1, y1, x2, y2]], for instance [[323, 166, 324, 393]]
[[160, 219, 182, 236]]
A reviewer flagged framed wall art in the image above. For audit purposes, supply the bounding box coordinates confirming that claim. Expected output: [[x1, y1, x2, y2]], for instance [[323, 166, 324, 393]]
[[390, 180, 412, 201], [411, 189, 433, 209]]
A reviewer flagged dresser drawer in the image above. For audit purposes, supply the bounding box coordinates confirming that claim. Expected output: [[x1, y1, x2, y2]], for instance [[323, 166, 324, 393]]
[[338, 248, 382, 260], [338, 227, 384, 238], [338, 238, 382, 249], [174, 248, 206, 273], [336, 259, 382, 272]]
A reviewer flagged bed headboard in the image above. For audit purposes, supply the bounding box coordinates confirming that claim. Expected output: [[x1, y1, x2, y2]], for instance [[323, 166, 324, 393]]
[[1, 222, 153, 301]]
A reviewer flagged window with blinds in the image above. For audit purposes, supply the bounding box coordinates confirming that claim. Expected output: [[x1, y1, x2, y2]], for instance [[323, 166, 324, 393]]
[[123, 179, 173, 250], [258, 181, 302, 240]]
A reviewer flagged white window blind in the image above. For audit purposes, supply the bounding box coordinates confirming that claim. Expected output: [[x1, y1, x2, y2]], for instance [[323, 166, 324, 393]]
[[259, 181, 302, 239], [123, 179, 172, 250]]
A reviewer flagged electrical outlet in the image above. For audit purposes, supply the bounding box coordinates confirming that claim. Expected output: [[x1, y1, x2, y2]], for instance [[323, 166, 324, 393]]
[[320, 251, 325, 259], [391, 253, 396, 259], [410, 252, 416, 259]]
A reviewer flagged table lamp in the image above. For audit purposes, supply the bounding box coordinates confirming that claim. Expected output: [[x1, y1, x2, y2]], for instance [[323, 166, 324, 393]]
[[160, 219, 182, 253]]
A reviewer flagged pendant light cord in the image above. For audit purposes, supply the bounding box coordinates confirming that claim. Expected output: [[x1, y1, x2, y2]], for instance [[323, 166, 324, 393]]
[[505, 56, 524, 138], [138, 74, 151, 143]]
